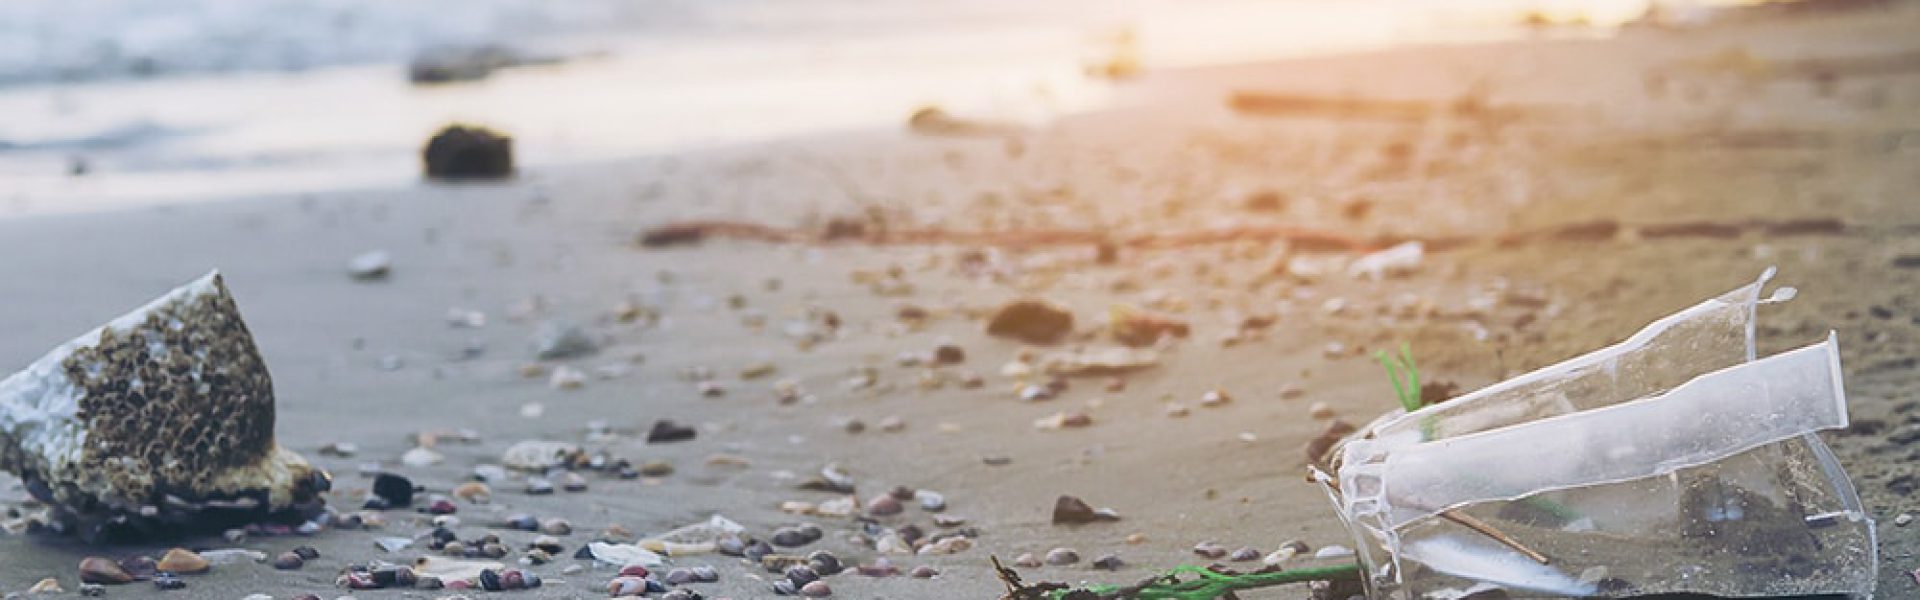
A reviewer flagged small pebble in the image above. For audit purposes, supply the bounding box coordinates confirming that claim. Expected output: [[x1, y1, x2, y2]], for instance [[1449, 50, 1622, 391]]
[[1308, 401, 1335, 420], [1044, 548, 1080, 565], [525, 477, 555, 495], [857, 560, 900, 577], [867, 495, 904, 516], [29, 578, 63, 594], [808, 551, 844, 576], [541, 517, 573, 535], [1092, 554, 1125, 571], [1192, 541, 1228, 559], [557, 471, 589, 492], [917, 490, 947, 512], [348, 250, 392, 280], [910, 565, 939, 578], [272, 552, 304, 570], [640, 460, 675, 477], [79, 556, 134, 584], [1013, 553, 1042, 568], [1199, 388, 1231, 407], [799, 580, 832, 597], [1897, 513, 1914, 527], [452, 482, 492, 504], [1230, 547, 1261, 562], [691, 565, 720, 582]]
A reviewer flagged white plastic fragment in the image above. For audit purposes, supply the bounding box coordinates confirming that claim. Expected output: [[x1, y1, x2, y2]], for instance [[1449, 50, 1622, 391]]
[[1347, 241, 1423, 281], [589, 541, 666, 568], [1320, 269, 1875, 600]]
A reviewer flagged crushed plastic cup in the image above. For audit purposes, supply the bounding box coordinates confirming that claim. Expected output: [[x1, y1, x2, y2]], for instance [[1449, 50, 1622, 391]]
[[1317, 269, 1875, 599]]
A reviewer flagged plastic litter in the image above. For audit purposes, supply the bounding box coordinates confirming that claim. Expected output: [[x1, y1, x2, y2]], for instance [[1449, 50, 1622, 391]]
[[1316, 268, 1875, 599]]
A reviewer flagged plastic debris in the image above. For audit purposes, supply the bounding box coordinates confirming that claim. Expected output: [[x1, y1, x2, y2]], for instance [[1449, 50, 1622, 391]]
[[588, 541, 666, 568], [1316, 268, 1875, 599]]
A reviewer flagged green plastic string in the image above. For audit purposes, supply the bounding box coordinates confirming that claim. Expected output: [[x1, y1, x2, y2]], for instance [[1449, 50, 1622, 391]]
[[1043, 563, 1363, 600]]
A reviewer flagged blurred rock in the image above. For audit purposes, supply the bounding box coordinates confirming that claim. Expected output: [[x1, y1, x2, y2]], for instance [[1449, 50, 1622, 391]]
[[423, 125, 513, 180]]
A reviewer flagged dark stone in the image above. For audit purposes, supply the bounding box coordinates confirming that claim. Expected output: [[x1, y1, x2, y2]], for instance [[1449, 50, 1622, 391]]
[[371, 473, 414, 508], [647, 419, 697, 444], [408, 44, 521, 84], [771, 527, 813, 547], [422, 125, 513, 180], [985, 299, 1074, 344], [932, 344, 965, 365], [1051, 495, 1120, 525], [1091, 554, 1125, 571], [478, 569, 503, 591], [291, 546, 320, 560], [784, 565, 820, 586], [806, 550, 842, 575]]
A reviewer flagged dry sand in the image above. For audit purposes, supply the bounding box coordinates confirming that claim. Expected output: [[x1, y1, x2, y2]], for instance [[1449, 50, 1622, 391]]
[[2, 6, 1920, 599]]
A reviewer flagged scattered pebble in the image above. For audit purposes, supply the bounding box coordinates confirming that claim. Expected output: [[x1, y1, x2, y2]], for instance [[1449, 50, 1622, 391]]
[[1092, 554, 1125, 571], [1052, 495, 1121, 524], [1308, 401, 1335, 420], [1199, 388, 1231, 407], [911, 565, 940, 578], [348, 250, 392, 281], [531, 320, 598, 360], [453, 481, 492, 503], [868, 494, 904, 516], [79, 557, 133, 584], [1044, 548, 1081, 566], [525, 476, 555, 495], [1192, 541, 1228, 559], [647, 419, 698, 443], [273, 552, 305, 570], [1230, 547, 1261, 562], [156, 548, 209, 574]]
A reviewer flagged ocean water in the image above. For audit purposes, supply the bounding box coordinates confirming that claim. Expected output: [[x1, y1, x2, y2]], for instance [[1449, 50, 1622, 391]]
[[0, 0, 1687, 213]]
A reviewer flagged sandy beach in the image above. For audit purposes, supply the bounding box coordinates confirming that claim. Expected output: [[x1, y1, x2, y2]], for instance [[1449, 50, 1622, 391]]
[[3, 3, 1920, 599]]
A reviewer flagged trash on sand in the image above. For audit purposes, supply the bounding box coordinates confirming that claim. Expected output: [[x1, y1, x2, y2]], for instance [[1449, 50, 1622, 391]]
[[1316, 268, 1875, 599], [638, 514, 747, 555], [1036, 347, 1159, 376], [0, 271, 330, 541], [502, 440, 585, 471], [1346, 241, 1423, 281], [413, 556, 506, 582], [588, 541, 666, 568]]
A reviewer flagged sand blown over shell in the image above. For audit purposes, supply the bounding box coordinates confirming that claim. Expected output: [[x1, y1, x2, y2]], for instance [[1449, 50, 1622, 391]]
[[0, 271, 327, 540]]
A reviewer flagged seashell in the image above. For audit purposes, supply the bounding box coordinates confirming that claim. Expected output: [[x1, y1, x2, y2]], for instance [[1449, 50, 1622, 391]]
[[0, 273, 329, 539]]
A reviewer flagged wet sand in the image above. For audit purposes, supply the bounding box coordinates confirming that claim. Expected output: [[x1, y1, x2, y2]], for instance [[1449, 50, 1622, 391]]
[[3, 6, 1920, 599]]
